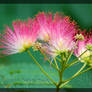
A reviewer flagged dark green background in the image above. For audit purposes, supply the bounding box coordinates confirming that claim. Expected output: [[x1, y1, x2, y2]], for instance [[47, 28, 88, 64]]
[[0, 4, 92, 89]]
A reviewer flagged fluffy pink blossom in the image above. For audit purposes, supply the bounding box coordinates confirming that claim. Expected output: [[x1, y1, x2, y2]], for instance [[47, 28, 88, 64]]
[[0, 19, 39, 56], [35, 12, 52, 41], [38, 12, 78, 57]]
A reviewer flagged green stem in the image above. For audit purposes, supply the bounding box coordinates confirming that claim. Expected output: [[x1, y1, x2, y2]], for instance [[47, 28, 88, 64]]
[[27, 50, 57, 86], [56, 57, 63, 64], [56, 72, 63, 92], [60, 64, 92, 88], [66, 50, 88, 68], [66, 50, 74, 64], [66, 60, 79, 68], [59, 81, 69, 88], [79, 66, 92, 75], [39, 49, 58, 71], [58, 41, 79, 89], [54, 58, 59, 70], [63, 63, 87, 83], [56, 60, 65, 90]]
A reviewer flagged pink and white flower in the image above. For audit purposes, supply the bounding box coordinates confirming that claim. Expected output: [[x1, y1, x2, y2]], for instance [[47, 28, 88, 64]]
[[35, 12, 52, 41], [0, 19, 39, 55], [39, 13, 78, 57]]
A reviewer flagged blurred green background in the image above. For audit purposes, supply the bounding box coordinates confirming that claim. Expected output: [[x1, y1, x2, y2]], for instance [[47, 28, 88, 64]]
[[0, 4, 92, 89]]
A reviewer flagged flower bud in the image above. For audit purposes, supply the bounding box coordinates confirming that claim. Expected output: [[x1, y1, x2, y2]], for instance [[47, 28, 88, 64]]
[[75, 34, 84, 41], [32, 42, 42, 51]]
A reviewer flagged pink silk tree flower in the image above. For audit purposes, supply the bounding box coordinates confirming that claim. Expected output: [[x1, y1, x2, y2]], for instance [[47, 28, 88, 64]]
[[0, 19, 39, 56], [74, 31, 92, 64], [40, 13, 78, 57], [35, 12, 52, 42]]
